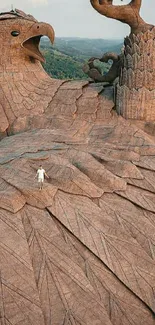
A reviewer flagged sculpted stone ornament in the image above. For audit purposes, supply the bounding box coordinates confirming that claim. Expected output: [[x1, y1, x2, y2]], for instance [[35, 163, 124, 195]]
[[90, 0, 155, 120], [83, 52, 123, 83], [1, 5, 155, 325]]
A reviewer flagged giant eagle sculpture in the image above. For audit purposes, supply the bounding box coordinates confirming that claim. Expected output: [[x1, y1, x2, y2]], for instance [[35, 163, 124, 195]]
[[0, 4, 155, 325]]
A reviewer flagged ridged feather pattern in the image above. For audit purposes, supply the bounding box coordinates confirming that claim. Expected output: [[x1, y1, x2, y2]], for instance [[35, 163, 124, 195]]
[[117, 27, 155, 120]]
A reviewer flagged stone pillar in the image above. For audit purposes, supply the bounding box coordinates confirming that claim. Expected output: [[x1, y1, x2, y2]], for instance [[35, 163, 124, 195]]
[[116, 27, 155, 121]]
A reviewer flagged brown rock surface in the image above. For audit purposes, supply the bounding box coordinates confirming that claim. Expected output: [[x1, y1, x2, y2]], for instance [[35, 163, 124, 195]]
[[0, 10, 114, 137], [0, 121, 155, 324], [0, 7, 155, 325], [88, 1, 155, 120]]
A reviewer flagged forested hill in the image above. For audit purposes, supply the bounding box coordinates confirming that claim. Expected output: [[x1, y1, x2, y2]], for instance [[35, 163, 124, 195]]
[[40, 37, 123, 80]]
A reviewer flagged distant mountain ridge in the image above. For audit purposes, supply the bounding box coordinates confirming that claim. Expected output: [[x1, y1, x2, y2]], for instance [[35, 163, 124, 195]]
[[40, 37, 123, 79], [41, 37, 123, 58]]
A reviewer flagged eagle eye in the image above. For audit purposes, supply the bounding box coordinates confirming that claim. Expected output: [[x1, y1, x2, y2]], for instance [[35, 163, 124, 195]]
[[11, 31, 20, 37]]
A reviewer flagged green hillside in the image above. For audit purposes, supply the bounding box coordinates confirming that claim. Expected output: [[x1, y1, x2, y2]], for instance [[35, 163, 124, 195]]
[[40, 37, 123, 80]]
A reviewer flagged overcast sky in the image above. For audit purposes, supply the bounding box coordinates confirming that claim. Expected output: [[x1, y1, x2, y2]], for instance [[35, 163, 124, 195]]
[[0, 0, 154, 39]]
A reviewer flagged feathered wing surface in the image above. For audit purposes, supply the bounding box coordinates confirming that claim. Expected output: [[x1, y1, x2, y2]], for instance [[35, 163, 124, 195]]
[[1, 7, 155, 325], [117, 27, 155, 120], [0, 115, 155, 324]]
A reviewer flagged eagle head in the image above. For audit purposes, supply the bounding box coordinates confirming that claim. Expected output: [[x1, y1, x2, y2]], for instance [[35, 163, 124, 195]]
[[0, 9, 55, 63]]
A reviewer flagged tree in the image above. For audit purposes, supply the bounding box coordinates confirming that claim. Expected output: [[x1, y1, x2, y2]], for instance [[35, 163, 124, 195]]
[[90, 0, 155, 121]]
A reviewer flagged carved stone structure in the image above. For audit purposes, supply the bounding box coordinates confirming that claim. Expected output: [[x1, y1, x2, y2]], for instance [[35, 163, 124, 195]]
[[90, 0, 155, 121], [0, 6, 155, 325], [0, 9, 114, 138], [83, 52, 123, 83]]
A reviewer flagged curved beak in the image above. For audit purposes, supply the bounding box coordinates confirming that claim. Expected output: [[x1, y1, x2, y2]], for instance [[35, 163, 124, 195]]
[[21, 22, 55, 63]]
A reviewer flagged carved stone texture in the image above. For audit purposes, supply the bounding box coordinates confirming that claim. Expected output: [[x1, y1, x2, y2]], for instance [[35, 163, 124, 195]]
[[83, 52, 123, 83], [90, 0, 152, 35], [90, 0, 155, 121], [1, 7, 155, 325], [0, 10, 114, 138], [0, 119, 155, 324], [117, 28, 155, 120]]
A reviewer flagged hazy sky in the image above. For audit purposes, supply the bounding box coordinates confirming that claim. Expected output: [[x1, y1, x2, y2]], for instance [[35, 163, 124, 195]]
[[0, 0, 154, 39]]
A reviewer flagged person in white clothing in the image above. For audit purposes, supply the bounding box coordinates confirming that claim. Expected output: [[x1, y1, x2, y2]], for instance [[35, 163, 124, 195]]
[[35, 165, 49, 190]]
